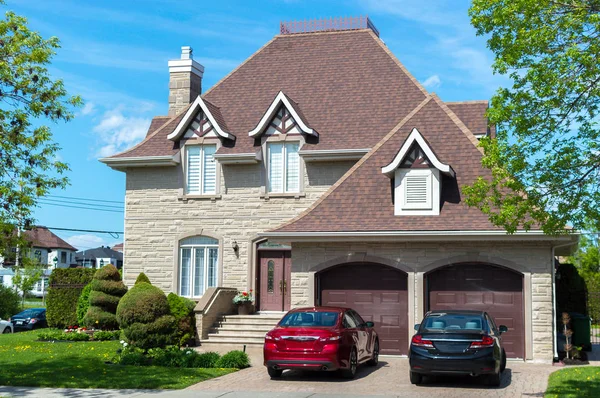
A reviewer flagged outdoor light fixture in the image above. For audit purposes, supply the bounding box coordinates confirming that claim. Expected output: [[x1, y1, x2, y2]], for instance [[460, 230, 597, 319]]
[[232, 240, 239, 252]]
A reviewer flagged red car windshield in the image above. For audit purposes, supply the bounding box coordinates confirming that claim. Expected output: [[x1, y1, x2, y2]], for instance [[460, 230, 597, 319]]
[[279, 311, 339, 328]]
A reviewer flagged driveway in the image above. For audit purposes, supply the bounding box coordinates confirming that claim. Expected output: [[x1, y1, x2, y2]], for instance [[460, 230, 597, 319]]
[[188, 356, 557, 397]]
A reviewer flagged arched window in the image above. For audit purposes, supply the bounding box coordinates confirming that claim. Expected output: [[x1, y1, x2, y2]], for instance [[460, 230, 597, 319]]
[[179, 236, 218, 297]]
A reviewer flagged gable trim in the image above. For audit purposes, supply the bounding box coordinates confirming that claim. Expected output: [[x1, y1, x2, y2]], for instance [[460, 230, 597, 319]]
[[167, 96, 234, 141], [381, 127, 455, 177], [248, 91, 317, 138]]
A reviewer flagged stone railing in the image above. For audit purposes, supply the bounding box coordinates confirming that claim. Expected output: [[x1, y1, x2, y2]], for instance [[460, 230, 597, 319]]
[[194, 287, 238, 343]]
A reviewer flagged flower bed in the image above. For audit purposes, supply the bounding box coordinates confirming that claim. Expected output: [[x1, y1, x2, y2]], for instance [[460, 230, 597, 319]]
[[38, 328, 121, 342]]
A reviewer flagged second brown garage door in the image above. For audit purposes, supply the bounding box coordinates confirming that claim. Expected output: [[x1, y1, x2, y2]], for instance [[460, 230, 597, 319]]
[[427, 263, 525, 359], [318, 263, 408, 355]]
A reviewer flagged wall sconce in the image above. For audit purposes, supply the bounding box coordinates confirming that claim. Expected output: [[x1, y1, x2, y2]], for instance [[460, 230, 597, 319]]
[[232, 240, 239, 254]]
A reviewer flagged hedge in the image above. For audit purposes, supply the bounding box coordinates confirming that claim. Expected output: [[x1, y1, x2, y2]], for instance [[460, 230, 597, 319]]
[[47, 268, 95, 328]]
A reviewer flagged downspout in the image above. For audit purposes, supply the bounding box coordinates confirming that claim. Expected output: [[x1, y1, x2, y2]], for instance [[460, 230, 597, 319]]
[[551, 240, 578, 361]]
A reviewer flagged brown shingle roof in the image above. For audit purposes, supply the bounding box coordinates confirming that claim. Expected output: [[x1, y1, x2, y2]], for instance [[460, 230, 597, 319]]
[[446, 101, 494, 137], [272, 95, 501, 233], [146, 116, 170, 137], [24, 227, 77, 251]]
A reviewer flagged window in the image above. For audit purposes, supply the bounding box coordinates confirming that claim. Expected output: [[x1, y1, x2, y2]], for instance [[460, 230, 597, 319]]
[[185, 145, 217, 195], [60, 251, 67, 264], [267, 260, 275, 293], [343, 312, 359, 329], [34, 250, 42, 263], [179, 236, 218, 298], [268, 142, 300, 193]]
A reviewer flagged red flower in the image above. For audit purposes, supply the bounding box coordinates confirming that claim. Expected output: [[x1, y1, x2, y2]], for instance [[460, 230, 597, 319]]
[[243, 292, 248, 296]]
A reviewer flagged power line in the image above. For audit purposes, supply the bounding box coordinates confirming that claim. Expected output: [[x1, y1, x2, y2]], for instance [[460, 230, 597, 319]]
[[38, 201, 124, 213], [47, 194, 124, 204], [41, 198, 123, 209], [46, 227, 124, 234]]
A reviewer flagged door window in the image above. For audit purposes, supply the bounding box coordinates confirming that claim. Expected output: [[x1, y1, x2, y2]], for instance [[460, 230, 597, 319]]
[[343, 312, 359, 329], [349, 310, 366, 327]]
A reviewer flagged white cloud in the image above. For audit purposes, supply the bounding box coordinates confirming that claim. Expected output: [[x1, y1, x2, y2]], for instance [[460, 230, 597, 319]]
[[65, 234, 104, 251], [80, 101, 95, 116], [422, 74, 441, 89], [93, 108, 151, 158]]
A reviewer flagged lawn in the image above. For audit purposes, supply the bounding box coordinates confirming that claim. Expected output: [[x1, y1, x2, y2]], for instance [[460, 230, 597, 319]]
[[0, 331, 235, 389], [22, 297, 46, 309], [546, 367, 600, 398]]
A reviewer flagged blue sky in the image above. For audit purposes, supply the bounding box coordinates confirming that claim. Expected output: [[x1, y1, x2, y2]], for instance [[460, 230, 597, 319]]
[[6, 0, 506, 251]]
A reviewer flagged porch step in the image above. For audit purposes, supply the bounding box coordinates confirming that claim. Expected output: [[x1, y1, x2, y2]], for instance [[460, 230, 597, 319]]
[[202, 314, 281, 348], [209, 327, 271, 336], [217, 314, 283, 322], [205, 333, 265, 343]]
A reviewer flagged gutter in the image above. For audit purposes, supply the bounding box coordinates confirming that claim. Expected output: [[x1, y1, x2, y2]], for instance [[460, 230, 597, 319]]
[[99, 154, 180, 170], [299, 148, 370, 162], [213, 152, 260, 164], [550, 239, 579, 361]]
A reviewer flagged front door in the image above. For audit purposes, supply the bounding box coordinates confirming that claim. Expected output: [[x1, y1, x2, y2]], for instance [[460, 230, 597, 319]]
[[259, 250, 291, 311]]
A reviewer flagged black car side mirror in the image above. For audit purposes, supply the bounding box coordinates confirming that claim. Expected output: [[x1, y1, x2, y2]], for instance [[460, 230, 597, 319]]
[[365, 321, 375, 328], [414, 324, 420, 331], [498, 325, 508, 334]]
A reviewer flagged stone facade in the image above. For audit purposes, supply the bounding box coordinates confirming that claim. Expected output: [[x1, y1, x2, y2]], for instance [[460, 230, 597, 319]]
[[123, 160, 356, 292], [168, 71, 201, 116], [289, 241, 554, 362]]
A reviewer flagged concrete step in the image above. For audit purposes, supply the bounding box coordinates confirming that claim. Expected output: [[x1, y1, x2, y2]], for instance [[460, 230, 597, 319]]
[[206, 333, 265, 343], [217, 314, 283, 322], [212, 320, 279, 328], [209, 327, 270, 336]]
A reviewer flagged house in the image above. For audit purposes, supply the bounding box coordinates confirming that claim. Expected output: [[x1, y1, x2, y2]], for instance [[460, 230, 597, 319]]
[[75, 246, 123, 269], [101, 17, 578, 363], [112, 243, 123, 253]]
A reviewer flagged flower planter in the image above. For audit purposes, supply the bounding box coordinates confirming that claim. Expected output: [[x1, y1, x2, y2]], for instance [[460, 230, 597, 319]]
[[237, 302, 254, 315]]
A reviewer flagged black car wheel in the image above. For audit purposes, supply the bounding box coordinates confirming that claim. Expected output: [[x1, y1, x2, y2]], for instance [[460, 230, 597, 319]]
[[267, 367, 283, 379], [367, 340, 379, 366], [2, 327, 11, 334], [486, 371, 502, 387], [410, 371, 422, 385], [341, 348, 358, 379], [500, 349, 507, 373]]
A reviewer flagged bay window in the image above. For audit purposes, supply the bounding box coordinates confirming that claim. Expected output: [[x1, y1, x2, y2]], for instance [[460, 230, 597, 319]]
[[268, 142, 300, 193], [179, 236, 219, 298], [185, 145, 217, 195]]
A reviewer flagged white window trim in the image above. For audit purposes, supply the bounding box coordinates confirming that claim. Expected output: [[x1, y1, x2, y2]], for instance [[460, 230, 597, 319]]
[[184, 144, 217, 195], [267, 141, 300, 194], [179, 241, 219, 298], [394, 168, 441, 216]]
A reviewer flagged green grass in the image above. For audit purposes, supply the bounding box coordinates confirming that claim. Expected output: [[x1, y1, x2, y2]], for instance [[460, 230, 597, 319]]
[[0, 331, 236, 389], [22, 298, 45, 309], [546, 367, 600, 397]]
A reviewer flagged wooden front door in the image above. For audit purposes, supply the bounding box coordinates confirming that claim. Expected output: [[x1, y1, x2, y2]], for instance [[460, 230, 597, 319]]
[[259, 250, 291, 311]]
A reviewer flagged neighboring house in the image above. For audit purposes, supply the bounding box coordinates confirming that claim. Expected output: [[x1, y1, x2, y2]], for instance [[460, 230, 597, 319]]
[[75, 246, 123, 269], [101, 18, 578, 362], [0, 267, 15, 289], [112, 243, 123, 253]]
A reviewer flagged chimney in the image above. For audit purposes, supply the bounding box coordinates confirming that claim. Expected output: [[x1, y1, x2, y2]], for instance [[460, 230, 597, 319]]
[[168, 46, 204, 116]]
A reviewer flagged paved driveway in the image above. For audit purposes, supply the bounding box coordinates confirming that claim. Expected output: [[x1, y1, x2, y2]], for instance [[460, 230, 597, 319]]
[[188, 357, 556, 397]]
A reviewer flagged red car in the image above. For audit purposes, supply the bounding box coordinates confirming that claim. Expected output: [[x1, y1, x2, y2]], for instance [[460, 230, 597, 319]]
[[263, 306, 379, 379]]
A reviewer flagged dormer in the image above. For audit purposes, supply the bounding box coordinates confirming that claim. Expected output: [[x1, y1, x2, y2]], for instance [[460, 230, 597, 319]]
[[167, 96, 234, 141], [248, 91, 318, 138], [382, 128, 455, 216]]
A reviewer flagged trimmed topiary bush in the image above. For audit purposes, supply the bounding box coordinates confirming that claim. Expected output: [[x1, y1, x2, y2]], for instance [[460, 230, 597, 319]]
[[46, 268, 95, 328], [135, 272, 151, 285], [0, 284, 20, 320], [215, 350, 250, 369], [76, 283, 92, 326], [116, 282, 176, 349], [83, 265, 127, 330], [168, 293, 196, 346]]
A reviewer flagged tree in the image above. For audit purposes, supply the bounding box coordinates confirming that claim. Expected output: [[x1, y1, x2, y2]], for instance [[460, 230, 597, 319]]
[[0, 2, 81, 232], [465, 0, 600, 234], [12, 257, 44, 306]]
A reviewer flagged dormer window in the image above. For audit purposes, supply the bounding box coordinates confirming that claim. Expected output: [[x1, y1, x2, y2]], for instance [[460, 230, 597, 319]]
[[186, 145, 217, 194], [382, 128, 455, 216], [268, 142, 300, 193]]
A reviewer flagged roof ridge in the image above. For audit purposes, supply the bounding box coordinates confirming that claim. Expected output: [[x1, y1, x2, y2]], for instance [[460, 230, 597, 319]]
[[105, 103, 192, 159], [446, 100, 489, 105], [367, 30, 429, 97], [431, 94, 484, 155], [271, 95, 434, 232], [202, 36, 278, 97], [274, 28, 373, 38]]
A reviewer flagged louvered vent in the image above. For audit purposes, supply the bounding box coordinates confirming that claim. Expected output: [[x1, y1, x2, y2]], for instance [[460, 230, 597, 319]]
[[405, 176, 428, 204]]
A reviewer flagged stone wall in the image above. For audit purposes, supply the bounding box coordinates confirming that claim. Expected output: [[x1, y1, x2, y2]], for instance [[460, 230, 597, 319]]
[[123, 160, 355, 293], [290, 241, 554, 362]]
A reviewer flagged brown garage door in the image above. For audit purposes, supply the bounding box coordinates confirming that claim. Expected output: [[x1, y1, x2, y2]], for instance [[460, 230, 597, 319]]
[[319, 263, 408, 355], [427, 263, 524, 359]]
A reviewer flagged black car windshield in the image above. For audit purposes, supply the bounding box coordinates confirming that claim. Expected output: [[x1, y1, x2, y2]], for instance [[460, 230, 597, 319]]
[[15, 309, 43, 318], [422, 313, 487, 332], [279, 311, 339, 328]]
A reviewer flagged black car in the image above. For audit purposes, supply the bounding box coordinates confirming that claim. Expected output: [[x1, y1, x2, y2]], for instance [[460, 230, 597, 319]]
[[10, 308, 47, 331], [409, 310, 507, 386]]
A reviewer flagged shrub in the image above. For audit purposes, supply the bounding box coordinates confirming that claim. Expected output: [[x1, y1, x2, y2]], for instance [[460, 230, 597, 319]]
[[191, 351, 220, 368], [0, 284, 20, 319], [168, 293, 196, 346], [116, 346, 149, 366], [83, 265, 127, 330], [46, 268, 95, 328], [215, 350, 250, 369], [76, 284, 92, 326], [116, 282, 175, 349], [135, 272, 151, 285], [38, 330, 90, 341], [92, 330, 121, 341]]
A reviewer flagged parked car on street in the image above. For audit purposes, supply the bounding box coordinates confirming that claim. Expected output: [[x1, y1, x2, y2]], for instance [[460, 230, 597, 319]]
[[9, 308, 47, 331], [0, 319, 13, 334], [409, 310, 507, 386], [264, 306, 379, 379]]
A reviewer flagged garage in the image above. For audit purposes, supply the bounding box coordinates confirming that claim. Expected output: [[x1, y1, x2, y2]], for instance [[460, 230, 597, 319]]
[[318, 262, 408, 355], [427, 263, 525, 359]]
